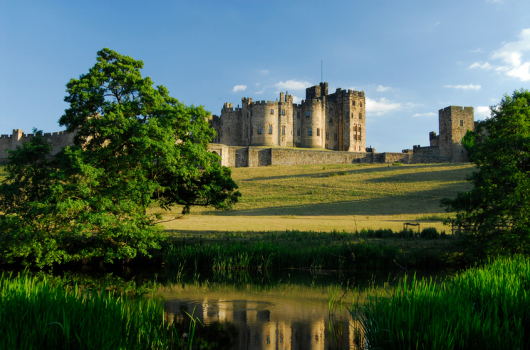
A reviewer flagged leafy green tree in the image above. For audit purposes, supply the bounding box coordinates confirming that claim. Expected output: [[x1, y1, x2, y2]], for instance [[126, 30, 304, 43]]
[[442, 89, 530, 257], [0, 48, 240, 267]]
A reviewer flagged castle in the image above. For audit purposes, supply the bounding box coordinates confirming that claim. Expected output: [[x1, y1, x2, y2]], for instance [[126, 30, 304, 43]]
[[209, 82, 366, 152], [0, 83, 475, 167], [208, 83, 475, 167]]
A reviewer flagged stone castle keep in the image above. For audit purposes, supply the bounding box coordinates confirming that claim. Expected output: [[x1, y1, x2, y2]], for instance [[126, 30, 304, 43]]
[[0, 83, 475, 167], [209, 82, 366, 152]]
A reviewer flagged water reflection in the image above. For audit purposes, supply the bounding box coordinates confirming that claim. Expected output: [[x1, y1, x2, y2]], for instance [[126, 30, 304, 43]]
[[161, 282, 365, 349]]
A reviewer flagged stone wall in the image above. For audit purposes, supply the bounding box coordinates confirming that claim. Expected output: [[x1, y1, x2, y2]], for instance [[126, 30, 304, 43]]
[[0, 129, 74, 163]]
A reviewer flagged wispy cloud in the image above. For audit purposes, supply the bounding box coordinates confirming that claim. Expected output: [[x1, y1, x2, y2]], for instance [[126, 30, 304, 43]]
[[469, 48, 483, 53], [476, 106, 492, 119], [275, 79, 312, 91], [444, 84, 481, 90], [365, 97, 402, 116], [232, 85, 247, 93], [376, 85, 392, 92], [470, 28, 530, 81], [412, 112, 436, 118], [260, 70, 269, 75]]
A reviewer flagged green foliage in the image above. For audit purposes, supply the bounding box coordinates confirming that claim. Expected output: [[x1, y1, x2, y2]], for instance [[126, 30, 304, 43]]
[[0, 48, 240, 267], [352, 255, 530, 349], [442, 89, 530, 257], [0, 272, 189, 349], [420, 227, 439, 239]]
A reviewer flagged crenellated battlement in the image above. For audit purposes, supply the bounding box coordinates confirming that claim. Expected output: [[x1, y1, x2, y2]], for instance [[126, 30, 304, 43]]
[[0, 128, 76, 163]]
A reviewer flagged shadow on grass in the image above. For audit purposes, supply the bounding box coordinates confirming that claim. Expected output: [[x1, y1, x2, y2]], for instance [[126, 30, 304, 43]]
[[238, 163, 472, 182], [203, 180, 469, 216], [365, 167, 474, 184]]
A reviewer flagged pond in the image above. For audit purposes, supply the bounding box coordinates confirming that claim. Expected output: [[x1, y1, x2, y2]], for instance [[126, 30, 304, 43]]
[[153, 268, 451, 350]]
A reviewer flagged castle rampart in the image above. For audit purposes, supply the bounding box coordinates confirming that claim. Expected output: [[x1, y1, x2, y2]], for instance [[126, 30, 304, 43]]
[[0, 129, 75, 163]]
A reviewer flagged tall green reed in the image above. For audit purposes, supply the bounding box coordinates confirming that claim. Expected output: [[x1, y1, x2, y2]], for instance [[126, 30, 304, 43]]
[[0, 272, 188, 350], [351, 255, 530, 349]]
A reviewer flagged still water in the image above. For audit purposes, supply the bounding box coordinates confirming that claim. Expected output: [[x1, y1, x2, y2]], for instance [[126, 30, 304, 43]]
[[154, 268, 436, 350]]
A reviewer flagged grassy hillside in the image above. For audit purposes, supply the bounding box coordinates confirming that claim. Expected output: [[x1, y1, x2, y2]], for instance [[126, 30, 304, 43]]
[[161, 163, 475, 233], [0, 162, 475, 232]]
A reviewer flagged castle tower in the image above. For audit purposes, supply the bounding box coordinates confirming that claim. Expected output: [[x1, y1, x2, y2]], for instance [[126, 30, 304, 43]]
[[438, 106, 474, 162]]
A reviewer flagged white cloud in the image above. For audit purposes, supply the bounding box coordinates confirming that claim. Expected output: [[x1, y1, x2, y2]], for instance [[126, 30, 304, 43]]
[[365, 97, 402, 116], [260, 70, 269, 75], [469, 62, 494, 70], [412, 112, 436, 118], [275, 79, 312, 91], [292, 95, 302, 104], [232, 85, 247, 93], [470, 48, 483, 53], [476, 106, 492, 119], [444, 84, 481, 90], [376, 85, 391, 92], [471, 28, 530, 81]]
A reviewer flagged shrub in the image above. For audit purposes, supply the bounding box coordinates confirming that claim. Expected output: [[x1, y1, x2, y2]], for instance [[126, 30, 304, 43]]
[[420, 227, 439, 239]]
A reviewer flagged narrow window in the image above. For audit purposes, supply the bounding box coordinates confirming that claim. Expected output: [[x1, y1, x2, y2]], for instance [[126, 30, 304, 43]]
[[282, 110, 285, 115], [270, 109, 274, 114], [306, 111, 311, 117], [269, 125, 273, 134], [326, 132, 329, 140], [346, 112, 349, 118], [352, 101, 356, 106], [460, 120, 464, 127], [297, 129, 300, 136], [257, 125, 262, 135], [334, 133, 337, 141], [317, 128, 320, 136], [359, 113, 362, 119], [282, 126, 285, 135], [308, 128, 312, 136], [360, 102, 363, 107]]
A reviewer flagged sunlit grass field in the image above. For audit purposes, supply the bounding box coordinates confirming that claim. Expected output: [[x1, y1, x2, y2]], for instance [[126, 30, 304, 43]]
[[0, 163, 476, 232], [161, 163, 475, 233]]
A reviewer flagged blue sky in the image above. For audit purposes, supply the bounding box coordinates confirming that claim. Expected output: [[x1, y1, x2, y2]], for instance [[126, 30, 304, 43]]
[[1, 0, 530, 152]]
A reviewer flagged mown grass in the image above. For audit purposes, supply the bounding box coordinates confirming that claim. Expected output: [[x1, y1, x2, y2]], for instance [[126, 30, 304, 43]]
[[202, 163, 474, 216], [351, 255, 530, 349], [159, 163, 474, 233]]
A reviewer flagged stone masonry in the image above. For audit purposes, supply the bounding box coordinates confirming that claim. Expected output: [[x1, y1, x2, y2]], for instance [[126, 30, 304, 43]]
[[210, 82, 366, 152], [0, 89, 474, 167]]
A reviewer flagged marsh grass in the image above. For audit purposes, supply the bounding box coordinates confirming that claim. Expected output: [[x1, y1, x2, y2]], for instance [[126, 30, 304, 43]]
[[351, 255, 530, 349], [163, 228, 458, 272], [0, 272, 189, 350]]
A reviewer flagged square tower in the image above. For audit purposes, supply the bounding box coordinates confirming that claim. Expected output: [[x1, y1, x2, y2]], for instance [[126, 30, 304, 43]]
[[438, 106, 474, 162]]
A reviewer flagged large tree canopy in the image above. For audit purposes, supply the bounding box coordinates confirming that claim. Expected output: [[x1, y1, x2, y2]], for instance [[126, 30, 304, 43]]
[[0, 48, 240, 267], [442, 89, 530, 257]]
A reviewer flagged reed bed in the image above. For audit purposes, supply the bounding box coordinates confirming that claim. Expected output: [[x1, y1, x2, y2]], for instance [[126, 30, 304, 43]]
[[165, 239, 399, 272], [163, 228, 455, 273], [351, 255, 530, 349], [0, 272, 189, 350]]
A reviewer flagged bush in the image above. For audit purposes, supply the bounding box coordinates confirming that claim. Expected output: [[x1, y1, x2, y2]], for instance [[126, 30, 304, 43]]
[[420, 227, 439, 239]]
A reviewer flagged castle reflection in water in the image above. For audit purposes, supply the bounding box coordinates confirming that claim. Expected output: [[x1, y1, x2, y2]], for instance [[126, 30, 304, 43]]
[[165, 297, 364, 350]]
